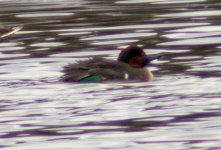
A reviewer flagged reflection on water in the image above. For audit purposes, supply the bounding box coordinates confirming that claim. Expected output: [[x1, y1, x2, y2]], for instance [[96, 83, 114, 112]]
[[0, 0, 221, 149]]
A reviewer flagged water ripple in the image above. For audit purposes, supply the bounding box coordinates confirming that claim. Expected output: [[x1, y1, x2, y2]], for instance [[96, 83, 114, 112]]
[[0, 0, 221, 149]]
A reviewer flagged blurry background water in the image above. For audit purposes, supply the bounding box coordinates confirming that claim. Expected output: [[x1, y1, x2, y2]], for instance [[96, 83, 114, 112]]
[[0, 0, 221, 149]]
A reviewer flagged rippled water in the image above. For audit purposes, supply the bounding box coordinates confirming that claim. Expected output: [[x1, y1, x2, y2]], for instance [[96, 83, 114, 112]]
[[0, 0, 221, 149]]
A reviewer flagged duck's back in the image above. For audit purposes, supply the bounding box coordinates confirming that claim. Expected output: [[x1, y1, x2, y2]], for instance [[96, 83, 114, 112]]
[[60, 57, 146, 82]]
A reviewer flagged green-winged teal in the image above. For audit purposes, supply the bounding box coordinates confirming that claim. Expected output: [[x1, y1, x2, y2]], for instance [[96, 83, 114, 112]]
[[61, 45, 162, 82]]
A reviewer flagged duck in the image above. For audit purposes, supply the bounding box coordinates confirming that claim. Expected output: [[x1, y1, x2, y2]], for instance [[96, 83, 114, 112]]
[[60, 45, 162, 82]]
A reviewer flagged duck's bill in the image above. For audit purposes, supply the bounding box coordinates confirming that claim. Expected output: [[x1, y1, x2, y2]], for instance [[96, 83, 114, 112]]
[[145, 53, 163, 64]]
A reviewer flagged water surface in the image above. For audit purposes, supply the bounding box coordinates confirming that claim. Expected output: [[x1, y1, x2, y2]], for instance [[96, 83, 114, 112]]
[[0, 0, 221, 149]]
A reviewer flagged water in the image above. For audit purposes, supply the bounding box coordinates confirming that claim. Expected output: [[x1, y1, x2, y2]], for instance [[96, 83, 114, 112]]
[[0, 0, 221, 149]]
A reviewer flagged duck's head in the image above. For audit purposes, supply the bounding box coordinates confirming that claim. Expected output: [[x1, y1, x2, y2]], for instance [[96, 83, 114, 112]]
[[117, 45, 162, 68]]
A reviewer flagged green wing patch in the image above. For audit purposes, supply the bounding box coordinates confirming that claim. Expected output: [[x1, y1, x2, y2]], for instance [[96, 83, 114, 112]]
[[79, 75, 101, 82]]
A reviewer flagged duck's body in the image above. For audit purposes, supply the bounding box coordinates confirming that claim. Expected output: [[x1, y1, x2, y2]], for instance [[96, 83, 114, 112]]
[[61, 57, 153, 82], [61, 45, 162, 82]]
